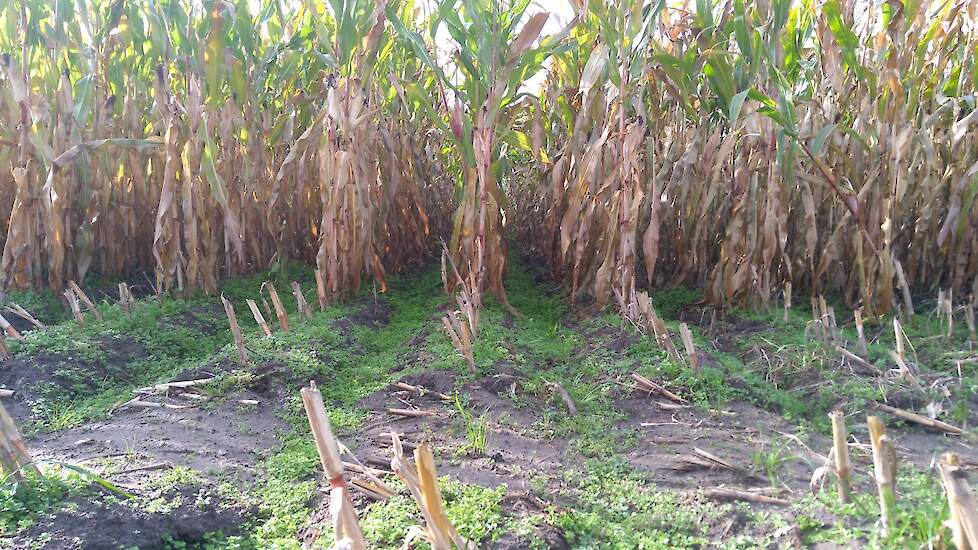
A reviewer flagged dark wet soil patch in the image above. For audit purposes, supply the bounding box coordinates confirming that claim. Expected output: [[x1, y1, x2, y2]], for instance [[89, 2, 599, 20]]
[[2, 311, 42, 335], [10, 485, 252, 550], [29, 388, 288, 485], [616, 394, 819, 492], [79, 274, 158, 303], [327, 297, 394, 354], [98, 335, 149, 364], [161, 304, 223, 335], [347, 297, 393, 328], [0, 336, 147, 424], [678, 306, 773, 354], [352, 368, 567, 491], [0, 355, 83, 420]]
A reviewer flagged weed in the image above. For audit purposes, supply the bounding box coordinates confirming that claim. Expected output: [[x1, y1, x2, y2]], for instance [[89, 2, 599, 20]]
[[160, 531, 253, 550], [32, 396, 85, 431], [751, 441, 795, 489], [10, 253, 974, 549], [205, 370, 259, 397], [153, 466, 204, 490], [454, 394, 489, 455], [1, 288, 68, 326]]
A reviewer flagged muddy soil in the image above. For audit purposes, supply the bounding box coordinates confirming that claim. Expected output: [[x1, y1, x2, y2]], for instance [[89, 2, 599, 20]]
[[0, 338, 144, 422], [13, 486, 253, 550], [352, 368, 573, 494], [7, 379, 287, 549], [28, 390, 287, 483]]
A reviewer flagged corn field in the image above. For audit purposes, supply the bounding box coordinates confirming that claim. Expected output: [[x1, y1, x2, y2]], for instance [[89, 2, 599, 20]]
[[2, 0, 977, 319]]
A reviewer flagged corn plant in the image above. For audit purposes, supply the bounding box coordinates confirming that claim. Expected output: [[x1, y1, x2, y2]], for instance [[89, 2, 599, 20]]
[[521, 0, 659, 313], [521, 0, 977, 318], [388, 0, 569, 312], [1, 0, 977, 326], [0, 0, 446, 299]]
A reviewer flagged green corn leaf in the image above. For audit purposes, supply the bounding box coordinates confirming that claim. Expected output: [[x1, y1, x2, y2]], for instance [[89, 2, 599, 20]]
[[823, 0, 869, 82], [747, 89, 788, 129], [501, 130, 533, 153], [386, 3, 456, 94], [72, 74, 95, 125], [201, 127, 227, 203], [57, 463, 136, 499], [812, 123, 837, 156], [728, 89, 751, 125]]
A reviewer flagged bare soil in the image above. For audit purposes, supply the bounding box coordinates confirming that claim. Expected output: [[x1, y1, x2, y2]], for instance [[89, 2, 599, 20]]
[[14, 487, 253, 550]]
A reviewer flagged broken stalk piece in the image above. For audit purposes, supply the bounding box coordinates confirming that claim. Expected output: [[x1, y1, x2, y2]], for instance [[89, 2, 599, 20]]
[[291, 281, 313, 321], [68, 280, 102, 321], [938, 453, 978, 549], [630, 372, 687, 404], [5, 302, 43, 329], [263, 282, 289, 332], [867, 416, 897, 536], [0, 400, 39, 480], [678, 322, 698, 370], [118, 283, 134, 314], [64, 288, 84, 324], [854, 309, 868, 357], [221, 295, 248, 364], [315, 269, 328, 311], [783, 281, 791, 323], [389, 434, 473, 550], [246, 299, 272, 336], [871, 401, 963, 435], [301, 381, 366, 549], [702, 488, 788, 506], [0, 312, 20, 339], [546, 381, 578, 416], [829, 411, 852, 504], [393, 382, 452, 401]]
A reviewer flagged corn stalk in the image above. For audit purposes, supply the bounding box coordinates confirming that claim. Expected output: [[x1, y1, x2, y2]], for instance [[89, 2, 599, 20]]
[[388, 0, 570, 312]]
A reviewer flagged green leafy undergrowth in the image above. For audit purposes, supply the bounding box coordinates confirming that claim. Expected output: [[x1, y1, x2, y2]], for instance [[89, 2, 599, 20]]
[[159, 531, 251, 550], [1, 287, 69, 326], [248, 438, 320, 547], [360, 478, 507, 548], [7, 262, 332, 432], [795, 466, 948, 548], [457, 259, 731, 455], [707, 298, 978, 433], [12, 255, 969, 549], [12, 298, 229, 431], [549, 460, 717, 549], [0, 468, 91, 535]]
